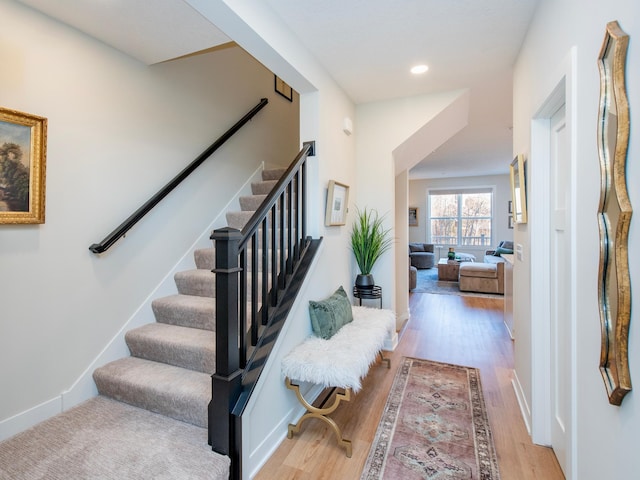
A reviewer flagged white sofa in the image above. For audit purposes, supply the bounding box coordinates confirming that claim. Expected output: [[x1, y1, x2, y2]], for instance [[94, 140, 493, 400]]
[[483, 240, 514, 264]]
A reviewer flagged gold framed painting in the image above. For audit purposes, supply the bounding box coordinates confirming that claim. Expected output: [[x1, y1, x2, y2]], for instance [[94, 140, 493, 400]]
[[0, 106, 47, 224]]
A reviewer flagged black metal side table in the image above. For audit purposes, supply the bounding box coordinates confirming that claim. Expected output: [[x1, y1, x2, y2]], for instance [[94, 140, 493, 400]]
[[353, 285, 382, 308]]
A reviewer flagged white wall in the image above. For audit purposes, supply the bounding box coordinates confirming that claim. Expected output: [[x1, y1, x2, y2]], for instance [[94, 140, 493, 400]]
[[514, 0, 640, 478], [0, 0, 298, 433], [354, 90, 470, 317], [395, 170, 410, 324], [408, 174, 513, 258], [181, 3, 360, 478], [185, 3, 483, 477]]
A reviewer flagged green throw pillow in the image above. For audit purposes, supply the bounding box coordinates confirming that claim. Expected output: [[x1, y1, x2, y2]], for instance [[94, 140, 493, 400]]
[[494, 246, 514, 256], [309, 286, 353, 339]]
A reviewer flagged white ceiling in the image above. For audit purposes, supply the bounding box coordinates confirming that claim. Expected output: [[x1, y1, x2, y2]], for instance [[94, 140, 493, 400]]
[[17, 0, 539, 178], [16, 0, 232, 64]]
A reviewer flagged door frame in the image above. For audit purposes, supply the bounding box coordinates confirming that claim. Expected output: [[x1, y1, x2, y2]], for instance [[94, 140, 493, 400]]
[[529, 47, 577, 479]]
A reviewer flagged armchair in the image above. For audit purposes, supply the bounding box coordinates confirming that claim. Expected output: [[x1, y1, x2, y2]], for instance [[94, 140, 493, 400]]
[[409, 243, 435, 269]]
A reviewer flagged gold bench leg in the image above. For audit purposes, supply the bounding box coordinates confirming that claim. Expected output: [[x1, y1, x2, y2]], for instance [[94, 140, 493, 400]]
[[285, 377, 353, 457]]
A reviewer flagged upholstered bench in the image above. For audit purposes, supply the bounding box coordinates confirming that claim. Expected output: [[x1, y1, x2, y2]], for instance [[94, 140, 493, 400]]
[[281, 287, 394, 457], [458, 261, 504, 294]]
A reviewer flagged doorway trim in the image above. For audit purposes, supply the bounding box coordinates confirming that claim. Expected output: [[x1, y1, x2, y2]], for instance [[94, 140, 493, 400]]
[[530, 47, 577, 479]]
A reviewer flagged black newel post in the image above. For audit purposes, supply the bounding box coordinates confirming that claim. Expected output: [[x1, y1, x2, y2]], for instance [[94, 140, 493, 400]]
[[209, 227, 243, 467]]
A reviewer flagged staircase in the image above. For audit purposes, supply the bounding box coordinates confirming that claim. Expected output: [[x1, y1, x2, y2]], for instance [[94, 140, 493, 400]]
[[226, 168, 282, 229], [92, 168, 286, 461]]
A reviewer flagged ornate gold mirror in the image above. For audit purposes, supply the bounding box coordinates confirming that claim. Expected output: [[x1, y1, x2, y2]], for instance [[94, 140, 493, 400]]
[[597, 20, 632, 405]]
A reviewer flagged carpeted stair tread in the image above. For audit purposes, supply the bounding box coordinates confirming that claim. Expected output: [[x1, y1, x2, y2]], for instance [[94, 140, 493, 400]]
[[175, 269, 216, 297], [261, 168, 286, 180], [225, 212, 280, 232], [240, 194, 267, 211], [226, 211, 254, 230], [194, 248, 215, 270], [251, 179, 277, 195], [173, 269, 264, 300], [125, 323, 215, 373], [223, 169, 285, 231], [93, 357, 210, 427], [193, 247, 270, 274], [152, 294, 215, 331]]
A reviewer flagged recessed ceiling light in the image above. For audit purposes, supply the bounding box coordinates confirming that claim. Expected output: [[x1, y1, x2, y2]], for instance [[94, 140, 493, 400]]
[[411, 64, 429, 74]]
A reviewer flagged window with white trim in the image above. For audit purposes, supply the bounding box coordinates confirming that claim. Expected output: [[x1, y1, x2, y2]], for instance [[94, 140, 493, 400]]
[[427, 188, 493, 247]]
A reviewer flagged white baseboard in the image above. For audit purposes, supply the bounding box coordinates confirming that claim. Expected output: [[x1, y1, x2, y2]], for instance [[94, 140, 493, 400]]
[[503, 320, 514, 340], [395, 308, 410, 333], [512, 370, 532, 435], [247, 384, 324, 480], [0, 396, 61, 442], [242, 248, 324, 479], [384, 330, 399, 351]]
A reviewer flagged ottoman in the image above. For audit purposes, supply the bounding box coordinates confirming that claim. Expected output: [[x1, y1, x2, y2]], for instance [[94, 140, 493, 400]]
[[458, 261, 504, 294], [409, 266, 417, 290]]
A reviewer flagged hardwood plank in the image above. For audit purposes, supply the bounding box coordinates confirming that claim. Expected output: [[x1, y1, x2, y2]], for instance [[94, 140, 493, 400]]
[[254, 292, 564, 480]]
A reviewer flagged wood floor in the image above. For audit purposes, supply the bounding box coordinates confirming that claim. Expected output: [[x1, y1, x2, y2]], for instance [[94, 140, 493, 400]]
[[254, 292, 565, 480]]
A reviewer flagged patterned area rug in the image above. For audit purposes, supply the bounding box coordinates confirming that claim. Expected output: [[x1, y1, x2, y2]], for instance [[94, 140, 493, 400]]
[[361, 357, 501, 479], [411, 267, 503, 299]]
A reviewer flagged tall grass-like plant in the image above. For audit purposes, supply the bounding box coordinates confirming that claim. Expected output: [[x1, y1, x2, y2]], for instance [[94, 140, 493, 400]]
[[350, 207, 393, 275]]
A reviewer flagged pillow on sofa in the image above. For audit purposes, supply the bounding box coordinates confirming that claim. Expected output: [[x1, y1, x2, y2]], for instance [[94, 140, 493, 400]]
[[409, 243, 425, 253], [494, 246, 514, 256], [309, 286, 353, 339]]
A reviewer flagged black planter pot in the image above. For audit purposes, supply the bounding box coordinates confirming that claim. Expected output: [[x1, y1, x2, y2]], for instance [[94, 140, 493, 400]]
[[355, 273, 375, 290]]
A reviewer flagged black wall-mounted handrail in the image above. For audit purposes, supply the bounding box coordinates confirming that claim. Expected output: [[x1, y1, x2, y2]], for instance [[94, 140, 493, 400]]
[[88, 98, 269, 254]]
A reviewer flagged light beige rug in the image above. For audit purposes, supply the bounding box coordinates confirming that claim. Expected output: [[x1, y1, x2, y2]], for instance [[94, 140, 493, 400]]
[[412, 268, 504, 299]]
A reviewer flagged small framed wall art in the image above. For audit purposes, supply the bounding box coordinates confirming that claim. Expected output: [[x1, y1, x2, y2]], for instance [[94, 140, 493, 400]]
[[274, 75, 293, 102], [0, 106, 47, 224], [325, 180, 349, 226], [409, 207, 418, 226]]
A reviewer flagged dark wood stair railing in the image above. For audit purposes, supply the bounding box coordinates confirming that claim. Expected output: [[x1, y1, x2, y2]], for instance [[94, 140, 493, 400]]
[[88, 98, 269, 254], [210, 143, 322, 480]]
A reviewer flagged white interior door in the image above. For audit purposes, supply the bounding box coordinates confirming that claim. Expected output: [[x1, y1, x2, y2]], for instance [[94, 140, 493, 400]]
[[549, 104, 570, 475]]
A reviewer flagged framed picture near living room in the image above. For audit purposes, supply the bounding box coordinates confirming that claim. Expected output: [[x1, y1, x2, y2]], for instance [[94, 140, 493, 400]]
[[325, 180, 349, 226], [408, 207, 418, 226], [510, 153, 527, 224]]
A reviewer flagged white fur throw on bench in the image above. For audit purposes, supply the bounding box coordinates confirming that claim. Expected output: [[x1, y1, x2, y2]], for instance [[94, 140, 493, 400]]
[[281, 306, 395, 392]]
